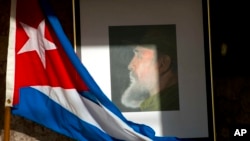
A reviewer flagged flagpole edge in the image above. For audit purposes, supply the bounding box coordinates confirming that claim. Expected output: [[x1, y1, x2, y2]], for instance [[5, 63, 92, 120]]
[[3, 107, 11, 141]]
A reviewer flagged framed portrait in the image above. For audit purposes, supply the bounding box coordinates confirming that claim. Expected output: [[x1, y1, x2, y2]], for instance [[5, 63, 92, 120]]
[[75, 0, 215, 140]]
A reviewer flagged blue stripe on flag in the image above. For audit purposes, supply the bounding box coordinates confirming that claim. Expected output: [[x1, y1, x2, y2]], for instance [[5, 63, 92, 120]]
[[12, 87, 117, 141]]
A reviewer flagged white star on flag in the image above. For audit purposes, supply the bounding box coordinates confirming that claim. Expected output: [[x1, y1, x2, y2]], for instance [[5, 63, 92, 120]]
[[18, 20, 57, 68]]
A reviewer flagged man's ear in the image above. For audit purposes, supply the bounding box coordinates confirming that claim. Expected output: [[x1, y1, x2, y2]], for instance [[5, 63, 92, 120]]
[[158, 55, 171, 74]]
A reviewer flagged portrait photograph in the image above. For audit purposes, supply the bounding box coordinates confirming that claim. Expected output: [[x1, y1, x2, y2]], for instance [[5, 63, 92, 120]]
[[78, 0, 213, 139], [109, 25, 180, 112]]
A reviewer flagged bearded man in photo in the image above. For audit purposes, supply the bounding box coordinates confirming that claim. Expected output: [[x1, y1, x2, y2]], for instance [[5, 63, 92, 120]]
[[121, 27, 180, 111]]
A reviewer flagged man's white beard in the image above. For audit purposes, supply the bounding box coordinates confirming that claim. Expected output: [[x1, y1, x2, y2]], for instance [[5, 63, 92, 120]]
[[121, 72, 150, 109]]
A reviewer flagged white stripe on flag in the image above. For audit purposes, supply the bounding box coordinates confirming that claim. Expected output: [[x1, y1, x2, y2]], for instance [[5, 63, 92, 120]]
[[32, 86, 151, 141], [31, 86, 102, 130]]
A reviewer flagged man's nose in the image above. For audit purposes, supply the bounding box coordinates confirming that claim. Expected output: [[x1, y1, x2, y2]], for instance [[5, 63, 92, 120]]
[[128, 62, 133, 70], [128, 58, 135, 71]]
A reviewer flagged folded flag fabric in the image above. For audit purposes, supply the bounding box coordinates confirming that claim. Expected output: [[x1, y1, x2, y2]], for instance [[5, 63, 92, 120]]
[[5, 0, 181, 140]]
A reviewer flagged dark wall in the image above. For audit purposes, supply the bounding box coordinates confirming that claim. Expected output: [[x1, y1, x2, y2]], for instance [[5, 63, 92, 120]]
[[210, 0, 249, 77], [210, 0, 250, 140], [0, 0, 10, 135], [0, 0, 249, 140]]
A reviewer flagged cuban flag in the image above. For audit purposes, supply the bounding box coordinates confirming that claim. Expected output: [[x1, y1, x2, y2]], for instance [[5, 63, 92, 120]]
[[5, 0, 180, 140]]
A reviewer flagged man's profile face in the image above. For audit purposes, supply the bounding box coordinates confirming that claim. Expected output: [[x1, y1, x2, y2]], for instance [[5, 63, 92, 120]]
[[120, 45, 161, 109], [128, 46, 159, 90]]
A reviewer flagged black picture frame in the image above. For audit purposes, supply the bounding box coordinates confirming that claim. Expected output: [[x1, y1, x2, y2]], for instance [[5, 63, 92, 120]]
[[74, 0, 215, 140]]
